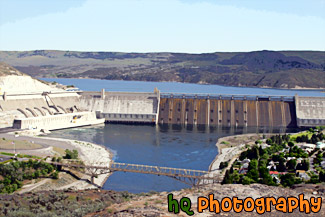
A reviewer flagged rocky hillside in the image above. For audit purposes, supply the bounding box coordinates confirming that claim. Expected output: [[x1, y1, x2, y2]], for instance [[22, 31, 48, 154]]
[[0, 183, 324, 216], [0, 62, 24, 76], [0, 50, 324, 89], [0, 62, 60, 94]]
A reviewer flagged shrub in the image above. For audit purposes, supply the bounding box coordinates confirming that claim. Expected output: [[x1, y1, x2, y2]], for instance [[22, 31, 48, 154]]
[[63, 149, 78, 159]]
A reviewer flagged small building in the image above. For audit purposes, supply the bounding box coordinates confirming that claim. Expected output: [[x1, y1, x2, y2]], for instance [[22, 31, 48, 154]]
[[239, 168, 247, 174], [261, 143, 270, 149], [321, 161, 325, 169], [269, 171, 287, 176], [316, 142, 325, 149], [296, 170, 310, 181], [301, 143, 316, 149], [242, 159, 251, 164], [296, 158, 303, 164], [242, 163, 249, 169], [270, 174, 280, 184]]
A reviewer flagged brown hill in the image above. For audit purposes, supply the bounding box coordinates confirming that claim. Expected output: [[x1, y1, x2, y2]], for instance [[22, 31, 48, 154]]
[[0, 50, 324, 89]]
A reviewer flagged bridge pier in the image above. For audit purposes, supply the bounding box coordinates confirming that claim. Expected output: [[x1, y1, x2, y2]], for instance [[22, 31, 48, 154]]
[[91, 175, 95, 184]]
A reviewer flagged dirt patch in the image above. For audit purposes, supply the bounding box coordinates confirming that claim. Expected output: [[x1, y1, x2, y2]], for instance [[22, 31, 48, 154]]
[[52, 146, 66, 156], [0, 138, 42, 150]]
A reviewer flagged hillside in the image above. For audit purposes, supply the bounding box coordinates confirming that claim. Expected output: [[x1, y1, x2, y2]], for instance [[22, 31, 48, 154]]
[[0, 62, 60, 94], [0, 184, 324, 216], [0, 50, 324, 89]]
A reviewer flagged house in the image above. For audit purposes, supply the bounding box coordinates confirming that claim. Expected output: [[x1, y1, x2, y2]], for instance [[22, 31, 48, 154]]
[[287, 157, 296, 161], [305, 148, 314, 153], [269, 171, 287, 176], [316, 142, 325, 149], [296, 158, 303, 164], [242, 163, 249, 169], [321, 161, 325, 169], [270, 174, 280, 184], [267, 161, 276, 171], [296, 170, 310, 181], [239, 163, 249, 174], [261, 143, 270, 149], [296, 170, 306, 174], [242, 159, 251, 164], [302, 143, 316, 150]]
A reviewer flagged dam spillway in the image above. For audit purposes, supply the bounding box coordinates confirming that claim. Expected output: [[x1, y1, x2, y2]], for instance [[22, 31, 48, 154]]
[[158, 94, 297, 127]]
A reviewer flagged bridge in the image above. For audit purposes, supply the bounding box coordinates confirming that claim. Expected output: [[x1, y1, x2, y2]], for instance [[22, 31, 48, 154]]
[[50, 161, 221, 186]]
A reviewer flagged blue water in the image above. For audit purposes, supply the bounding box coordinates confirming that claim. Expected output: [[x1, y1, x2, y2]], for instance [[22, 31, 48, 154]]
[[47, 125, 299, 193], [41, 78, 325, 97]]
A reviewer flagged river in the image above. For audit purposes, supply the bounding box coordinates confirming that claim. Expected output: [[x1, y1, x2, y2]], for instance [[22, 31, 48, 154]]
[[41, 78, 324, 97]]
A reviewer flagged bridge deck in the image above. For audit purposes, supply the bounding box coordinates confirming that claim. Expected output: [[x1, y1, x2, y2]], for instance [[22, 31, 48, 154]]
[[51, 161, 217, 180]]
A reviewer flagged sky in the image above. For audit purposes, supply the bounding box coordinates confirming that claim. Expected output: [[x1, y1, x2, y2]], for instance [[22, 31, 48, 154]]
[[0, 0, 324, 53]]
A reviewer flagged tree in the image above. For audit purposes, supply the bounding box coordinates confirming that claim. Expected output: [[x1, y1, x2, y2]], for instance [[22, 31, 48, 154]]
[[288, 142, 294, 148], [296, 160, 309, 171], [242, 176, 254, 185], [52, 171, 59, 179], [277, 161, 286, 172], [219, 161, 229, 170], [247, 146, 259, 160], [286, 159, 297, 171], [247, 160, 259, 182], [311, 134, 320, 144], [258, 166, 274, 185], [319, 171, 325, 182], [266, 139, 273, 145], [222, 170, 233, 184], [280, 174, 296, 187], [63, 149, 79, 159]]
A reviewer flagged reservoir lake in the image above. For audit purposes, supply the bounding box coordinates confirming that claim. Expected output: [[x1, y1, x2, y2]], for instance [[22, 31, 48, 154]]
[[42, 78, 319, 193]]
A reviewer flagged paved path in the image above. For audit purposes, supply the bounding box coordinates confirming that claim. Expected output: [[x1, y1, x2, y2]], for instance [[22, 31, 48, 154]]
[[0, 133, 77, 157]]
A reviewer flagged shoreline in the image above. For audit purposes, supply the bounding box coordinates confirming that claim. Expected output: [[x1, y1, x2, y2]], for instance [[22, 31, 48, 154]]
[[40, 134, 113, 189], [208, 133, 276, 178], [1, 130, 113, 192], [40, 77, 325, 91]]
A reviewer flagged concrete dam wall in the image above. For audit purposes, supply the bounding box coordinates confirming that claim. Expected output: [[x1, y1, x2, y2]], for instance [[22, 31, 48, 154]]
[[79, 91, 159, 124], [0, 91, 104, 129], [158, 94, 297, 127], [295, 96, 325, 127]]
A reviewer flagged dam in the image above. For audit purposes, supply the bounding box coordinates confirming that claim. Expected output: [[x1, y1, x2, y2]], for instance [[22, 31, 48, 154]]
[[79, 89, 324, 128], [1, 89, 324, 130], [0, 73, 323, 131]]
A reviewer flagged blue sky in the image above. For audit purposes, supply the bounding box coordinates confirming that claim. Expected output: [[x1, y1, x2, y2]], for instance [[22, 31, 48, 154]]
[[0, 0, 324, 53]]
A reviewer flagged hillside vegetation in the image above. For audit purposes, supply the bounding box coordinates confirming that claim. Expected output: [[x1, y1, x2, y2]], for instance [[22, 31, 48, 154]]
[[0, 50, 324, 88]]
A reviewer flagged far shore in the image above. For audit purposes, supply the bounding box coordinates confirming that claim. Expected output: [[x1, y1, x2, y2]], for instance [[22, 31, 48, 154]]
[[39, 76, 325, 91]]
